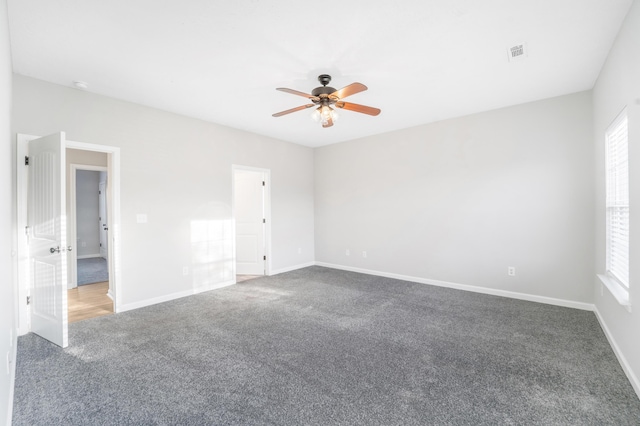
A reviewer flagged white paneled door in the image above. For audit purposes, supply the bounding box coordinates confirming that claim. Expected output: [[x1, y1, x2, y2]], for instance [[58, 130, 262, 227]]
[[235, 170, 265, 275], [28, 132, 68, 348]]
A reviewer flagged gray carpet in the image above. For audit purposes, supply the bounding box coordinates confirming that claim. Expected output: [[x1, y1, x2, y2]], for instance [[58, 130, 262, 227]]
[[13, 266, 640, 425], [77, 257, 108, 286]]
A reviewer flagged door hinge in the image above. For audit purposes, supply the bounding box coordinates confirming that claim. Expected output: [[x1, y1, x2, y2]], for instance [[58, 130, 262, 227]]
[[263, 255, 266, 261], [263, 218, 266, 223], [262, 181, 265, 186], [26, 296, 31, 305], [25, 225, 29, 236], [24, 156, 29, 166]]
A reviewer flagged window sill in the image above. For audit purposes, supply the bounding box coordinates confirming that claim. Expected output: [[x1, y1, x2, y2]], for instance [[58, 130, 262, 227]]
[[598, 274, 632, 313]]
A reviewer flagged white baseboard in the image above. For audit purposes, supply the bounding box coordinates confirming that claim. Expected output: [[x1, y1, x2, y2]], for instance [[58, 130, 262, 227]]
[[593, 307, 640, 400], [314, 262, 594, 311], [77, 254, 102, 260], [106, 289, 114, 301], [117, 279, 235, 313], [270, 261, 316, 276]]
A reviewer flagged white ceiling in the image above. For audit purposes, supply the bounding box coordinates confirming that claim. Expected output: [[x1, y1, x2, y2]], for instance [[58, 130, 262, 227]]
[[7, 0, 633, 147]]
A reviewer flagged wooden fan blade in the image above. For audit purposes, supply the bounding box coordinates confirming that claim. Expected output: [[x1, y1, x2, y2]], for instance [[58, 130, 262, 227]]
[[331, 82, 367, 99], [272, 104, 315, 117], [322, 116, 334, 128], [335, 101, 381, 116], [276, 87, 317, 100]]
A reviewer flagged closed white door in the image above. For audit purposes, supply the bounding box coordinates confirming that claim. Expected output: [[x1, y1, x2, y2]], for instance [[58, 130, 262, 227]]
[[28, 132, 68, 348], [235, 170, 265, 275], [99, 181, 108, 259]]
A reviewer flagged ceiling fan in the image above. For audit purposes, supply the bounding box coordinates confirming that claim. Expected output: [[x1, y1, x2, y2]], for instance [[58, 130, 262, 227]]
[[272, 74, 381, 128]]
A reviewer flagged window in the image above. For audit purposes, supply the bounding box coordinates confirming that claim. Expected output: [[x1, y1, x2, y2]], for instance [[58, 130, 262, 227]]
[[603, 108, 629, 298]]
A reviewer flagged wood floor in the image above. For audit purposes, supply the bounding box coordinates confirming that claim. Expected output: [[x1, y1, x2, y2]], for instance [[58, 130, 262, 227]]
[[68, 277, 259, 323], [236, 275, 262, 283], [68, 281, 113, 323]]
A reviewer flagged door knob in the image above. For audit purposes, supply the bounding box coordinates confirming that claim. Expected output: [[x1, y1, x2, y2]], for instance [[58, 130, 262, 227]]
[[50, 246, 60, 253], [67, 246, 72, 252]]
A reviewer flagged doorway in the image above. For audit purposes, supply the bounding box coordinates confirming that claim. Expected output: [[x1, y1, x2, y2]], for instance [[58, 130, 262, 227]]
[[233, 166, 271, 282], [68, 163, 113, 322]]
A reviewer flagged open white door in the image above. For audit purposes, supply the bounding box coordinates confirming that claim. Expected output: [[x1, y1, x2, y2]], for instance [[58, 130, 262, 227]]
[[235, 170, 265, 275], [28, 132, 68, 348]]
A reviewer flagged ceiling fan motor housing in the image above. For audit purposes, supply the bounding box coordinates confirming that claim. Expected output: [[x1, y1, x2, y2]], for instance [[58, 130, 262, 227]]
[[312, 74, 337, 98], [312, 86, 337, 97]]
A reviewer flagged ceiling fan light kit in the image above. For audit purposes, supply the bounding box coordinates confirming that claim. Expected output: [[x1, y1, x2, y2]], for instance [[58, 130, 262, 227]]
[[273, 74, 381, 128], [311, 106, 339, 125]]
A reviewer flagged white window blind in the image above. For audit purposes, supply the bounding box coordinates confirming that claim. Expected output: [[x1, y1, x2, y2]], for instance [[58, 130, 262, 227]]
[[605, 109, 629, 288]]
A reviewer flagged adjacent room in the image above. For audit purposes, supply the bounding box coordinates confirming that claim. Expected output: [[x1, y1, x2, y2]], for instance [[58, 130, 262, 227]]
[[1, 0, 639, 424]]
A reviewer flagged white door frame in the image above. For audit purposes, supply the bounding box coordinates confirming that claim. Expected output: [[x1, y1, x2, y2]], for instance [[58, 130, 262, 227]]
[[68, 164, 108, 289], [16, 134, 122, 335], [98, 180, 108, 260], [232, 165, 272, 277]]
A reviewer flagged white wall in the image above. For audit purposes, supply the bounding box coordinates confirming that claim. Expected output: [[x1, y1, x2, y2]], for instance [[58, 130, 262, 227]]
[[76, 170, 101, 257], [12, 75, 315, 308], [0, 0, 15, 423], [315, 91, 594, 304], [592, 0, 640, 395]]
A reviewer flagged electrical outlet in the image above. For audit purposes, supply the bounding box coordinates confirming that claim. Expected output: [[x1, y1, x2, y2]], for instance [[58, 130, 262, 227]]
[[182, 266, 189, 276], [136, 214, 148, 223], [508, 267, 516, 276], [362, 251, 367, 258], [346, 249, 350, 256]]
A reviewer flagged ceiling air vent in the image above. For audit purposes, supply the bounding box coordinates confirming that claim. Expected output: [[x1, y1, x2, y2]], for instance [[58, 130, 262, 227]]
[[507, 43, 527, 62]]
